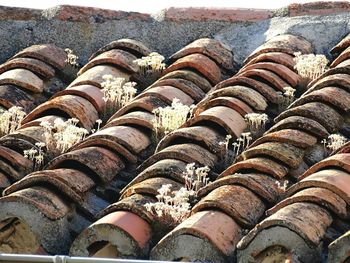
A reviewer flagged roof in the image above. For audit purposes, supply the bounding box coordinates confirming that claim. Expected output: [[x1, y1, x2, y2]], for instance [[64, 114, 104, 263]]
[[0, 2, 349, 263]]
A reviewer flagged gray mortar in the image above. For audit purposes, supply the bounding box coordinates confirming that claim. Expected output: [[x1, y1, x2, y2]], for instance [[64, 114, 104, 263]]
[[2, 8, 350, 67]]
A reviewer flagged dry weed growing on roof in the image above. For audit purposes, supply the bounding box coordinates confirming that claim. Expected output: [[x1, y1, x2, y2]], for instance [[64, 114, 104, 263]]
[[321, 133, 348, 156], [0, 106, 26, 137], [65, 48, 79, 68], [293, 52, 328, 81]]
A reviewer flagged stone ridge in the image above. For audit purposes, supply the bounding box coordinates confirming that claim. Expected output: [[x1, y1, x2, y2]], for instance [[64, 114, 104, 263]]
[[0, 2, 350, 22]]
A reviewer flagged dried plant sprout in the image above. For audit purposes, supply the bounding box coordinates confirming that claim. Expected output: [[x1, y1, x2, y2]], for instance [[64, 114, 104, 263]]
[[134, 52, 166, 86], [24, 142, 46, 171], [40, 118, 88, 156], [0, 106, 26, 137], [293, 52, 329, 81], [101, 75, 137, 119], [64, 48, 79, 67], [244, 113, 268, 137], [144, 163, 210, 229], [153, 98, 194, 143], [321, 133, 348, 156]]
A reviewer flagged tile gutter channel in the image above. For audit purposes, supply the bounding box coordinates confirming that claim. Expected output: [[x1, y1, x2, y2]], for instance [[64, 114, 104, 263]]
[[0, 254, 171, 263]]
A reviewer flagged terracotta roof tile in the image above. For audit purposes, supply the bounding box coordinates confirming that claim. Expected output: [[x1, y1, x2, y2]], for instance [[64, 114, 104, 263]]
[[0, 84, 34, 111], [105, 111, 154, 131], [328, 230, 350, 263], [0, 68, 44, 93], [330, 45, 350, 67], [241, 52, 295, 71], [330, 32, 350, 56]]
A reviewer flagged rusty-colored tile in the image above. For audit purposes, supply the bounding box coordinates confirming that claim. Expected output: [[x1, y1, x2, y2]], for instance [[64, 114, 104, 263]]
[[208, 86, 268, 111], [136, 85, 194, 105], [267, 187, 348, 219], [68, 65, 130, 88], [105, 111, 154, 131], [242, 52, 295, 71], [0, 158, 21, 181], [275, 102, 343, 133], [10, 126, 46, 145], [12, 44, 67, 70], [244, 34, 313, 64], [156, 125, 224, 154], [21, 94, 99, 130], [183, 106, 247, 139], [198, 173, 280, 204], [303, 73, 350, 97], [220, 157, 288, 179], [0, 57, 55, 79], [331, 45, 350, 67], [20, 115, 66, 129], [330, 32, 350, 56], [164, 53, 221, 85], [79, 49, 139, 76], [0, 145, 33, 175], [52, 85, 105, 113], [46, 146, 125, 183], [170, 38, 235, 72], [249, 129, 317, 149], [239, 62, 301, 87], [193, 185, 265, 227], [267, 115, 329, 139], [138, 143, 217, 171], [159, 69, 212, 92], [148, 78, 205, 102], [0, 84, 34, 112], [328, 230, 350, 263], [89, 39, 151, 60], [238, 142, 304, 169], [0, 69, 43, 93]]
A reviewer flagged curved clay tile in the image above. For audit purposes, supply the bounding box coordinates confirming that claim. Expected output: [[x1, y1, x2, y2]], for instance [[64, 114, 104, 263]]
[[159, 69, 212, 92], [0, 145, 33, 176], [0, 172, 10, 189], [0, 57, 55, 79], [68, 65, 130, 88], [213, 76, 283, 104], [150, 210, 241, 262], [183, 106, 247, 138], [330, 32, 350, 56], [20, 115, 66, 129], [156, 125, 224, 154], [78, 49, 139, 76], [198, 173, 280, 204], [237, 202, 332, 262], [330, 45, 350, 67], [46, 146, 125, 184], [244, 34, 313, 64], [0, 136, 36, 154], [137, 143, 218, 172], [241, 52, 295, 71], [12, 44, 68, 70], [238, 62, 301, 87], [148, 78, 205, 102], [70, 210, 152, 258], [267, 115, 329, 139], [136, 85, 194, 105], [89, 38, 151, 60], [0, 68, 44, 93], [275, 102, 343, 133], [105, 111, 154, 130], [219, 157, 288, 179], [52, 85, 105, 113], [286, 169, 350, 205], [266, 187, 347, 219], [0, 84, 34, 111], [121, 177, 183, 199], [192, 184, 266, 227], [328, 230, 350, 263], [249, 129, 317, 149], [0, 158, 21, 182], [9, 126, 47, 145], [21, 94, 99, 130], [164, 53, 222, 85], [208, 85, 268, 111], [108, 96, 168, 120], [237, 141, 304, 169], [169, 38, 236, 72], [195, 96, 253, 117], [303, 73, 350, 97], [238, 68, 291, 92]]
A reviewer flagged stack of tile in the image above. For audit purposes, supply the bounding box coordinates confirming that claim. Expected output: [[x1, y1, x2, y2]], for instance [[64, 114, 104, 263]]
[[69, 34, 312, 261], [0, 38, 228, 256], [0, 39, 149, 192], [234, 34, 350, 262], [0, 44, 68, 114]]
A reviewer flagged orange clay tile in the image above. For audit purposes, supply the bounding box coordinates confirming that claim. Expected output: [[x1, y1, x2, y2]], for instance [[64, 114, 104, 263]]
[[0, 145, 33, 175], [303, 73, 350, 96], [330, 45, 350, 67], [0, 158, 21, 181], [328, 230, 350, 263], [105, 111, 154, 130], [19, 115, 66, 129], [241, 52, 295, 71], [0, 84, 34, 111], [0, 68, 43, 93], [330, 32, 350, 55]]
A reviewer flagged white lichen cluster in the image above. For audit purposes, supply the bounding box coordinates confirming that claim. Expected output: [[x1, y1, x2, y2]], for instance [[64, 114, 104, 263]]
[[144, 163, 210, 228], [24, 142, 45, 171], [219, 133, 252, 168], [244, 113, 268, 136], [101, 75, 137, 118], [0, 106, 26, 137], [64, 48, 79, 67], [134, 52, 166, 76], [153, 98, 194, 142], [40, 118, 88, 155], [293, 52, 329, 81], [322, 133, 348, 153]]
